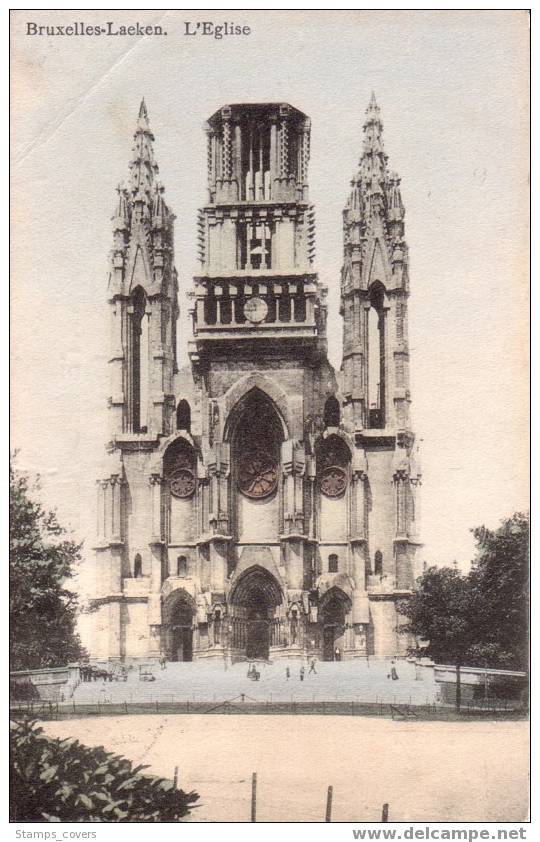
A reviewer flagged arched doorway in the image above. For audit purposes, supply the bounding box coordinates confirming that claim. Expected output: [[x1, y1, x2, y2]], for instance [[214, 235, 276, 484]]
[[162, 591, 195, 662], [319, 588, 351, 661], [230, 566, 283, 660]]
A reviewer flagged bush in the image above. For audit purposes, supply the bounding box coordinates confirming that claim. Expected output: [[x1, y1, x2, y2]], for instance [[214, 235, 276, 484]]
[[10, 719, 199, 822], [10, 680, 40, 702]]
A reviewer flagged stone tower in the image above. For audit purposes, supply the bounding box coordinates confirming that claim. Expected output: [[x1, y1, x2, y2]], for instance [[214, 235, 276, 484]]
[[340, 93, 422, 653], [90, 97, 421, 662]]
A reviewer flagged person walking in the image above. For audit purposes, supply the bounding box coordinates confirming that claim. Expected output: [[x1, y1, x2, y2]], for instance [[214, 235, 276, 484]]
[[286, 666, 290, 680], [309, 657, 317, 675], [299, 665, 305, 682]]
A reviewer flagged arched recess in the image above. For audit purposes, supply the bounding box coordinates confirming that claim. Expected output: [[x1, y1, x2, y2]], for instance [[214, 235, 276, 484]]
[[229, 388, 285, 542], [316, 434, 352, 542], [367, 281, 387, 429], [130, 286, 149, 433], [229, 566, 283, 659], [163, 438, 197, 544], [319, 587, 352, 661], [324, 396, 340, 428], [162, 589, 196, 662], [176, 400, 191, 432], [222, 374, 290, 442]]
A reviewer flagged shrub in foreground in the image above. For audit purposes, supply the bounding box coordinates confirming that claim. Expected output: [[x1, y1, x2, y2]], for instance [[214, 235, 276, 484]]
[[10, 719, 199, 822]]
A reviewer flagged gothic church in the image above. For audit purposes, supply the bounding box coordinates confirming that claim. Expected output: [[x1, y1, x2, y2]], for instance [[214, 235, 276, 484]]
[[90, 95, 422, 662]]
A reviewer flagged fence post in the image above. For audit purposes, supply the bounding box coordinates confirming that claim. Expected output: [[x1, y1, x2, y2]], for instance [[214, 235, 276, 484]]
[[251, 772, 257, 822], [124, 700, 128, 714], [325, 786, 333, 822], [382, 803, 389, 822], [173, 766, 178, 789]]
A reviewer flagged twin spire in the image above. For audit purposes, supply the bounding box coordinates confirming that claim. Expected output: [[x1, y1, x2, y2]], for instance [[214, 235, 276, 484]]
[[344, 92, 404, 223], [113, 99, 170, 225]]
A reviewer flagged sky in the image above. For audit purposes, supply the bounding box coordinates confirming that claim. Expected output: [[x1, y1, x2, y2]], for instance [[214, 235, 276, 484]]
[[11, 10, 529, 586]]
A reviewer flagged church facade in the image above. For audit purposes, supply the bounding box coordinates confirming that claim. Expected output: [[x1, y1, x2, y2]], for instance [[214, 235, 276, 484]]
[[90, 96, 422, 662]]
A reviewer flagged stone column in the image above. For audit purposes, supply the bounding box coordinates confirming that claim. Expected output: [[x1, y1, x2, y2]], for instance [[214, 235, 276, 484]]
[[96, 480, 106, 541], [107, 601, 122, 660], [281, 440, 305, 536], [149, 474, 164, 543], [149, 474, 165, 655], [108, 300, 125, 436], [110, 474, 122, 543], [209, 540, 229, 593], [208, 443, 230, 536]]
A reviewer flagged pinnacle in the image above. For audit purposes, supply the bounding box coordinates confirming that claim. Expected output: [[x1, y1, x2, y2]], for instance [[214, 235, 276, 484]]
[[139, 98, 148, 121], [364, 91, 382, 128]]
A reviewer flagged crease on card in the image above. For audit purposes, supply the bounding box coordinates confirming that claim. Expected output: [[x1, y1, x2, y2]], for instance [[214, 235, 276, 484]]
[[14, 11, 169, 169]]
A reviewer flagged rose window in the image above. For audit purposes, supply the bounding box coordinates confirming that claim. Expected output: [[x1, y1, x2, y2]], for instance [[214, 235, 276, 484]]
[[320, 466, 348, 498], [238, 448, 278, 499], [169, 467, 196, 499]]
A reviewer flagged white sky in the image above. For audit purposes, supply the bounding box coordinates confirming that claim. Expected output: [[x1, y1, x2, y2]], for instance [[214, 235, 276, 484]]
[[11, 10, 529, 580]]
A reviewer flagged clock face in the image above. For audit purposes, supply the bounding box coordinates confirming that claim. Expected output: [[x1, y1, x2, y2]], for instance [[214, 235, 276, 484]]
[[243, 296, 268, 324]]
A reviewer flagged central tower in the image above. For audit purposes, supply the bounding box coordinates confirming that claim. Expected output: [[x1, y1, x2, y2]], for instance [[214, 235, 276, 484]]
[[189, 103, 326, 367]]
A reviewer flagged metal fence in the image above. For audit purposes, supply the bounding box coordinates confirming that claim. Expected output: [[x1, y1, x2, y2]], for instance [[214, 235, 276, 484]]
[[9, 695, 526, 721]]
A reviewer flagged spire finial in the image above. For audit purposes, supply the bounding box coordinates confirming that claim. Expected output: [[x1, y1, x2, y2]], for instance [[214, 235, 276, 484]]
[[139, 98, 148, 120], [364, 91, 382, 129]]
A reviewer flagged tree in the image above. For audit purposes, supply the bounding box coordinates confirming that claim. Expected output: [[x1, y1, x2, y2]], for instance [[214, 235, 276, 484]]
[[468, 512, 529, 671], [397, 566, 473, 710], [10, 460, 85, 670], [398, 512, 529, 710]]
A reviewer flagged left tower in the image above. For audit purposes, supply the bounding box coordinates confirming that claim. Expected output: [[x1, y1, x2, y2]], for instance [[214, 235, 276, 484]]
[[91, 101, 179, 659]]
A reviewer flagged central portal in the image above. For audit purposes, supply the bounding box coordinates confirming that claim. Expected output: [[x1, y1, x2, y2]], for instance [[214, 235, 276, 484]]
[[230, 565, 282, 661], [246, 609, 270, 660]]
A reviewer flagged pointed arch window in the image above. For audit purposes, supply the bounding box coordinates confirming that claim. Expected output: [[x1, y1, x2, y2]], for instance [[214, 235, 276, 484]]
[[324, 396, 340, 428], [316, 435, 351, 499], [176, 400, 191, 432], [134, 554, 143, 578], [368, 283, 386, 429], [374, 550, 383, 575], [131, 287, 149, 433], [328, 554, 339, 573], [177, 555, 187, 577]]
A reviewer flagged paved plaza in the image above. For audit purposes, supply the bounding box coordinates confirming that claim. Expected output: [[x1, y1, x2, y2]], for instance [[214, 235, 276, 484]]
[[71, 657, 438, 705], [43, 714, 529, 822]]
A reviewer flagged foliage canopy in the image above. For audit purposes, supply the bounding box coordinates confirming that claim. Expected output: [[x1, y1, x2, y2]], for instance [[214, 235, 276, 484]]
[[399, 512, 529, 670], [10, 719, 199, 822], [10, 462, 85, 670]]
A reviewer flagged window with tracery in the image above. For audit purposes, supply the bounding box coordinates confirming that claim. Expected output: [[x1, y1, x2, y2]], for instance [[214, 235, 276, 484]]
[[164, 439, 197, 500], [317, 435, 351, 499], [234, 390, 281, 501]]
